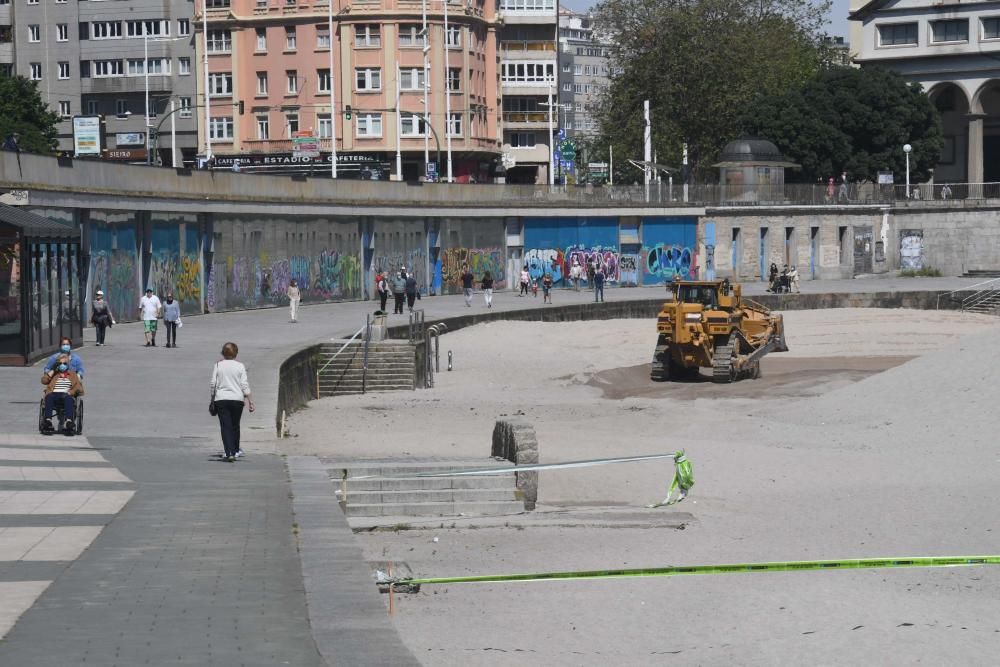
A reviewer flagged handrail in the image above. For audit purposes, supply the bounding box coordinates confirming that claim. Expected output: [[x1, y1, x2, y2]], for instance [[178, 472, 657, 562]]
[[935, 277, 1000, 309], [315, 324, 366, 398], [361, 314, 371, 394]]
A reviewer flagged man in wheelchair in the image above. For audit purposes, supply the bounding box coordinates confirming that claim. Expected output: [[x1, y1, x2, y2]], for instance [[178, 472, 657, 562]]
[[41, 354, 84, 435]]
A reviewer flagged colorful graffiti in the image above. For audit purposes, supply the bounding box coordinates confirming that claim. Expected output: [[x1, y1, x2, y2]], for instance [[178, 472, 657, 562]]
[[438, 247, 506, 290], [373, 249, 426, 291], [565, 246, 621, 283], [643, 243, 698, 280], [524, 248, 566, 284], [90, 249, 140, 322], [149, 252, 201, 309]]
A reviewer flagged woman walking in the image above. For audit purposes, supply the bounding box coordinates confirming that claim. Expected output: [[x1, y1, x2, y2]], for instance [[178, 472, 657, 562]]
[[210, 342, 255, 462], [481, 271, 494, 308], [375, 272, 389, 312], [286, 279, 301, 322], [163, 293, 181, 348], [90, 290, 115, 346], [519, 266, 530, 296]]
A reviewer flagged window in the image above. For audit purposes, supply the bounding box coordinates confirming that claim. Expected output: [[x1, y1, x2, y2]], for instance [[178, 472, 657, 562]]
[[28, 25, 40, 43], [562, 82, 571, 92], [179, 97, 192, 118], [256, 71, 268, 95], [57, 24, 69, 42], [178, 19, 190, 36], [59, 101, 71, 118], [931, 19, 968, 43], [256, 27, 267, 51], [256, 115, 269, 139], [316, 25, 330, 49], [447, 68, 461, 92], [447, 112, 462, 137], [207, 29, 231, 52], [400, 113, 426, 137], [878, 22, 918, 46], [317, 114, 332, 138], [285, 26, 296, 50], [29, 63, 42, 80], [399, 67, 425, 90], [178, 58, 191, 75], [501, 61, 555, 85], [562, 63, 570, 72], [86, 100, 99, 115], [355, 67, 381, 91], [446, 24, 461, 48], [573, 83, 585, 93], [399, 24, 423, 47], [208, 72, 233, 96], [58, 62, 70, 79], [286, 70, 298, 94], [574, 64, 582, 75], [355, 24, 380, 47], [984, 17, 1000, 40], [356, 113, 382, 137], [127, 58, 171, 76], [206, 0, 230, 6], [209, 117, 234, 140], [509, 132, 535, 148], [92, 21, 122, 39], [317, 68, 331, 93], [94, 60, 124, 77], [285, 113, 298, 135], [126, 20, 170, 38], [27, 0, 37, 4], [499, 0, 554, 10], [115, 99, 129, 115]]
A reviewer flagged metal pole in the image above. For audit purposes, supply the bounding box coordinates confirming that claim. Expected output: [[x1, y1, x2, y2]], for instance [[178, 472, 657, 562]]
[[682, 142, 688, 203], [203, 0, 212, 161], [145, 33, 151, 165], [609, 144, 613, 186], [422, 0, 429, 172], [328, 0, 338, 177], [444, 0, 453, 182], [643, 100, 651, 200], [905, 152, 910, 198], [170, 99, 178, 167], [396, 61, 402, 180], [548, 84, 554, 186]]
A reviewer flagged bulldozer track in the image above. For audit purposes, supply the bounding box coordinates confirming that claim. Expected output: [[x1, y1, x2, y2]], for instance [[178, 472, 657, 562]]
[[650, 341, 669, 381], [712, 338, 737, 383]]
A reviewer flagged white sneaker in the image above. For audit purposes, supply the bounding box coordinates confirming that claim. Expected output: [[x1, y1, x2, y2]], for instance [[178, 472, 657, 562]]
[[234, 450, 244, 458]]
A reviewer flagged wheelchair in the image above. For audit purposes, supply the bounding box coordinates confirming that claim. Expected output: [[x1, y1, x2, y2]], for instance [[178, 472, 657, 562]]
[[38, 394, 84, 436]]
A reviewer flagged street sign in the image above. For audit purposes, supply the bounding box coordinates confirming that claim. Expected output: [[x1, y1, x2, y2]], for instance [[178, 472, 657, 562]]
[[426, 161, 438, 182], [560, 139, 576, 161], [72, 116, 102, 156], [292, 131, 320, 158], [501, 152, 516, 169]]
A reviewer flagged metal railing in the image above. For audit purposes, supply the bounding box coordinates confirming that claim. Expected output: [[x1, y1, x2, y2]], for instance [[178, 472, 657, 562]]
[[315, 324, 365, 398], [361, 314, 372, 394], [500, 40, 556, 52], [935, 276, 1000, 310], [408, 309, 425, 343], [501, 111, 550, 124], [425, 322, 447, 388]]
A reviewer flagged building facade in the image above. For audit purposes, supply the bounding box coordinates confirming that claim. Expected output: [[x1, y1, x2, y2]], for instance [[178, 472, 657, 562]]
[[850, 0, 1000, 184], [5, 0, 198, 164], [557, 10, 607, 139], [196, 0, 501, 182], [497, 0, 557, 184]]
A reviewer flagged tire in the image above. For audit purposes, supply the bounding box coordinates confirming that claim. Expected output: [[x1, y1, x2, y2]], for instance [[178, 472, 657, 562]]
[[76, 399, 84, 435], [38, 398, 47, 433], [712, 335, 738, 384]]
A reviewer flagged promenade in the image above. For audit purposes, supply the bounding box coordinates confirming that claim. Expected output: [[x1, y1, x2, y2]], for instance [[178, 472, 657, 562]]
[[0, 277, 982, 665]]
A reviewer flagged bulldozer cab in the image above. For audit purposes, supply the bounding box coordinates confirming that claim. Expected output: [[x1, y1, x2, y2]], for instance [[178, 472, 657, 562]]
[[670, 279, 739, 310], [676, 284, 718, 309]]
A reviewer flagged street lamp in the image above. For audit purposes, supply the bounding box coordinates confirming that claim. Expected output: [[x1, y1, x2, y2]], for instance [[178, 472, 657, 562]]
[[144, 34, 187, 165], [903, 143, 912, 199]]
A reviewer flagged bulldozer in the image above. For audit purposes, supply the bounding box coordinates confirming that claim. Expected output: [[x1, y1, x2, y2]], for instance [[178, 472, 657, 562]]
[[651, 279, 788, 383]]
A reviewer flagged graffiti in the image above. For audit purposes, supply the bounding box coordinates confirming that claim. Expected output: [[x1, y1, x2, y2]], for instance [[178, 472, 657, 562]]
[[373, 249, 426, 292], [565, 245, 620, 283], [643, 243, 698, 280], [619, 254, 640, 286], [149, 252, 201, 308], [900, 230, 924, 270], [439, 247, 506, 288], [90, 249, 140, 321], [525, 248, 566, 284], [216, 250, 363, 309]]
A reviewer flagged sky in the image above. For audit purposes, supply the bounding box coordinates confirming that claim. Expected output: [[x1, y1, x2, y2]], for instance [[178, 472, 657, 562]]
[[560, 0, 851, 40]]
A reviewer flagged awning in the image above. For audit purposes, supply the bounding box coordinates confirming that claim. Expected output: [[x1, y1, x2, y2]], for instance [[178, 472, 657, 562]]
[[0, 203, 79, 240]]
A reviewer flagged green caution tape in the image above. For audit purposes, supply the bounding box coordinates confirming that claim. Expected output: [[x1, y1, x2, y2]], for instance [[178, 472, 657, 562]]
[[395, 555, 1000, 586]]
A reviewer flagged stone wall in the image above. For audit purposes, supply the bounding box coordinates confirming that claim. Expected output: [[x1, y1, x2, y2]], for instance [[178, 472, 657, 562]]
[[491, 419, 539, 510]]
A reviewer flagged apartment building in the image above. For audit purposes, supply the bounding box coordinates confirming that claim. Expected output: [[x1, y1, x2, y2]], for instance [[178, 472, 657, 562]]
[[557, 10, 608, 140], [196, 0, 500, 181], [497, 0, 557, 184], [5, 0, 197, 163]]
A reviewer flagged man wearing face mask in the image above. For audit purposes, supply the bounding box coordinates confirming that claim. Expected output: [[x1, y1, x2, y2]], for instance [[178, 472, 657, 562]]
[[44, 337, 85, 378], [163, 293, 181, 348], [41, 354, 84, 434]]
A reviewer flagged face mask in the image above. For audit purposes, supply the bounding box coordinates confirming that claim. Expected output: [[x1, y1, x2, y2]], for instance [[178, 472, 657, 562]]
[[60, 344, 71, 353], [166, 298, 174, 304], [57, 364, 68, 372]]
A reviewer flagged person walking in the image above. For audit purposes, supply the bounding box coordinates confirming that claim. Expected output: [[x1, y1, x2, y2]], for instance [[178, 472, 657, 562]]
[[138, 288, 162, 347], [570, 258, 582, 291], [375, 272, 389, 312], [594, 265, 605, 302], [404, 271, 419, 313], [587, 260, 596, 288], [392, 268, 407, 314], [460, 264, 474, 307], [286, 279, 301, 322], [789, 265, 801, 293], [519, 266, 530, 297], [481, 271, 494, 308], [163, 293, 181, 347], [542, 273, 553, 304], [210, 342, 254, 462], [90, 290, 115, 346]]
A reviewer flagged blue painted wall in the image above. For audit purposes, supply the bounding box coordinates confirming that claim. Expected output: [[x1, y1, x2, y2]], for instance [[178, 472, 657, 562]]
[[523, 217, 618, 285], [640, 216, 699, 284]]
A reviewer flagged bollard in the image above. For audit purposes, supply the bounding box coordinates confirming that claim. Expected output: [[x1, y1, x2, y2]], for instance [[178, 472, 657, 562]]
[[448, 350, 453, 371]]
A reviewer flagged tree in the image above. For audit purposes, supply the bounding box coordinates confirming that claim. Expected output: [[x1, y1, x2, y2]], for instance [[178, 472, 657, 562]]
[[0, 75, 60, 153], [592, 0, 830, 181], [740, 66, 943, 183]]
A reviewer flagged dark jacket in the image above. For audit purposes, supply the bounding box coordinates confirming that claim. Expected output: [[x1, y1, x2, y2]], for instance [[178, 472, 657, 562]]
[[404, 276, 418, 295], [594, 271, 605, 287], [461, 272, 474, 289], [481, 276, 494, 290]]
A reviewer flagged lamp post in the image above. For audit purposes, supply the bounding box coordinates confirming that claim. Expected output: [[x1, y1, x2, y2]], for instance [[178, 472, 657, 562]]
[[202, 0, 212, 164], [327, 0, 337, 177], [144, 34, 187, 165], [903, 143, 912, 199], [547, 84, 554, 186]]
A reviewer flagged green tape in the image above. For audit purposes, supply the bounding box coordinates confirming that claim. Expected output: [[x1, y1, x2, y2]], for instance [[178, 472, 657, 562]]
[[398, 555, 1000, 586]]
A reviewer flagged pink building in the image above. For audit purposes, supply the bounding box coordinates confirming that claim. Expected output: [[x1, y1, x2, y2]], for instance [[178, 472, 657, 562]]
[[195, 0, 501, 181]]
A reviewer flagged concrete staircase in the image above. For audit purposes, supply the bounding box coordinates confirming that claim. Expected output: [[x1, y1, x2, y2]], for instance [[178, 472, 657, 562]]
[[317, 340, 415, 397], [964, 290, 1000, 314], [328, 461, 525, 521]]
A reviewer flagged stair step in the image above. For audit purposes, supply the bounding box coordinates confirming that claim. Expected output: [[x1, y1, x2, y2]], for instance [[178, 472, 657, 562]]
[[340, 489, 518, 504], [341, 475, 515, 491], [345, 500, 525, 517]]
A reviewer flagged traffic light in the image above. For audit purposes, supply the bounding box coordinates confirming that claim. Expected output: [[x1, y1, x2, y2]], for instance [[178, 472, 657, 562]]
[[345, 105, 352, 121], [238, 101, 245, 115]]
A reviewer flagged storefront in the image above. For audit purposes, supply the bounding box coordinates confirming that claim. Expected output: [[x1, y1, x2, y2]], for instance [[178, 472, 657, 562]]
[[0, 204, 82, 366]]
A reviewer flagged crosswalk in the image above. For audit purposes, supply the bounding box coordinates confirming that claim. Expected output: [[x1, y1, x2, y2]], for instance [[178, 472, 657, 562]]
[[0, 433, 134, 638]]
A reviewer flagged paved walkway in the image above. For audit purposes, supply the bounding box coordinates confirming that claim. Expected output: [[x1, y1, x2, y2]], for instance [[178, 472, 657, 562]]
[[0, 276, 982, 664]]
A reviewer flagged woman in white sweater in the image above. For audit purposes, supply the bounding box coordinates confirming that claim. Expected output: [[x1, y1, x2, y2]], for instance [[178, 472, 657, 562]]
[[210, 342, 255, 462]]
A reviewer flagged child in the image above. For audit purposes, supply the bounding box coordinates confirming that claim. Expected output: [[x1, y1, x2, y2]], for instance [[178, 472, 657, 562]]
[[531, 280, 538, 297], [542, 273, 553, 304]]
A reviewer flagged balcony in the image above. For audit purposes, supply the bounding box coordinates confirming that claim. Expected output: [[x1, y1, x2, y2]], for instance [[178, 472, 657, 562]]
[[240, 138, 335, 153], [81, 76, 173, 96], [500, 40, 556, 57], [501, 111, 549, 128]]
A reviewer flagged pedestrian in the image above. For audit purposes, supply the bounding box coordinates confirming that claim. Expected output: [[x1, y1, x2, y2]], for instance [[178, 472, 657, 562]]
[[1, 132, 19, 152], [231, 159, 241, 173], [826, 177, 835, 202], [839, 173, 848, 202], [789, 265, 800, 293], [519, 266, 530, 296], [375, 272, 389, 312], [460, 264, 474, 307], [90, 290, 115, 346], [163, 292, 181, 347], [44, 336, 85, 377], [940, 183, 952, 200], [587, 260, 596, 287], [570, 258, 582, 291], [767, 263, 779, 292], [138, 287, 162, 347], [405, 271, 419, 313], [41, 354, 84, 435], [594, 265, 605, 302], [392, 268, 406, 314], [542, 273, 553, 304], [481, 271, 494, 308], [210, 342, 254, 463], [286, 278, 301, 322]]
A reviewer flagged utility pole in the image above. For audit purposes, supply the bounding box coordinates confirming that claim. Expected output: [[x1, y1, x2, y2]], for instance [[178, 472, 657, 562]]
[[396, 61, 403, 180], [203, 0, 212, 163], [327, 0, 338, 177], [683, 142, 688, 203], [643, 100, 651, 199], [421, 0, 429, 173], [444, 0, 453, 182], [548, 84, 555, 186]]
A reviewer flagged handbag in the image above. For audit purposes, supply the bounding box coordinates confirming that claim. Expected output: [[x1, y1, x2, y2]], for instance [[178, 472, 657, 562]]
[[209, 362, 219, 416]]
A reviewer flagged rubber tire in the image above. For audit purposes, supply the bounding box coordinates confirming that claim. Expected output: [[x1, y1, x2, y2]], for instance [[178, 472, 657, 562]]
[[76, 399, 84, 435]]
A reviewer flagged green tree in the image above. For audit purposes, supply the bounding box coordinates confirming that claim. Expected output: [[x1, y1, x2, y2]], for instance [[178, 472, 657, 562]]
[[592, 0, 830, 181], [740, 66, 943, 183], [0, 75, 60, 153]]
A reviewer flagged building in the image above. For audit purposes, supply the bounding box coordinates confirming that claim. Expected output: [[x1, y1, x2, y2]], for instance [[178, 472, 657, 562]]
[[497, 0, 558, 184], [195, 0, 501, 182], [4, 0, 198, 164], [850, 0, 1000, 184], [557, 10, 607, 139]]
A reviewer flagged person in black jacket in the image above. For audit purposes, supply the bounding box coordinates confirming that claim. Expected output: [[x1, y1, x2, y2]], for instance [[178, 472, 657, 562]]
[[460, 264, 474, 307], [404, 272, 418, 313], [481, 271, 494, 308], [391, 268, 406, 314]]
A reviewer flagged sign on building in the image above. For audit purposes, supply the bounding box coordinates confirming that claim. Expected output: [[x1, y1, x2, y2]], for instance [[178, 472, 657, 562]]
[[72, 116, 102, 156], [115, 132, 145, 147], [292, 131, 320, 159]]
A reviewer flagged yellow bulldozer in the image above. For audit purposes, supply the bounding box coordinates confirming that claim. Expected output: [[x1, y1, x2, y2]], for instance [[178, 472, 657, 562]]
[[651, 279, 788, 383]]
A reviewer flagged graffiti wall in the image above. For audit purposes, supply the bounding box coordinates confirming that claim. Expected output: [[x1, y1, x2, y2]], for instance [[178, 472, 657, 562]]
[[900, 229, 923, 270], [87, 213, 141, 322], [640, 216, 699, 284], [523, 217, 618, 286], [371, 219, 426, 294], [149, 216, 201, 313], [430, 218, 506, 293]]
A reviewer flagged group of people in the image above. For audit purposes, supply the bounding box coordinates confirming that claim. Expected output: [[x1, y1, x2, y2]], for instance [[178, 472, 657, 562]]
[[40, 338, 85, 435], [87, 287, 183, 347], [373, 267, 421, 315], [767, 262, 800, 294]]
